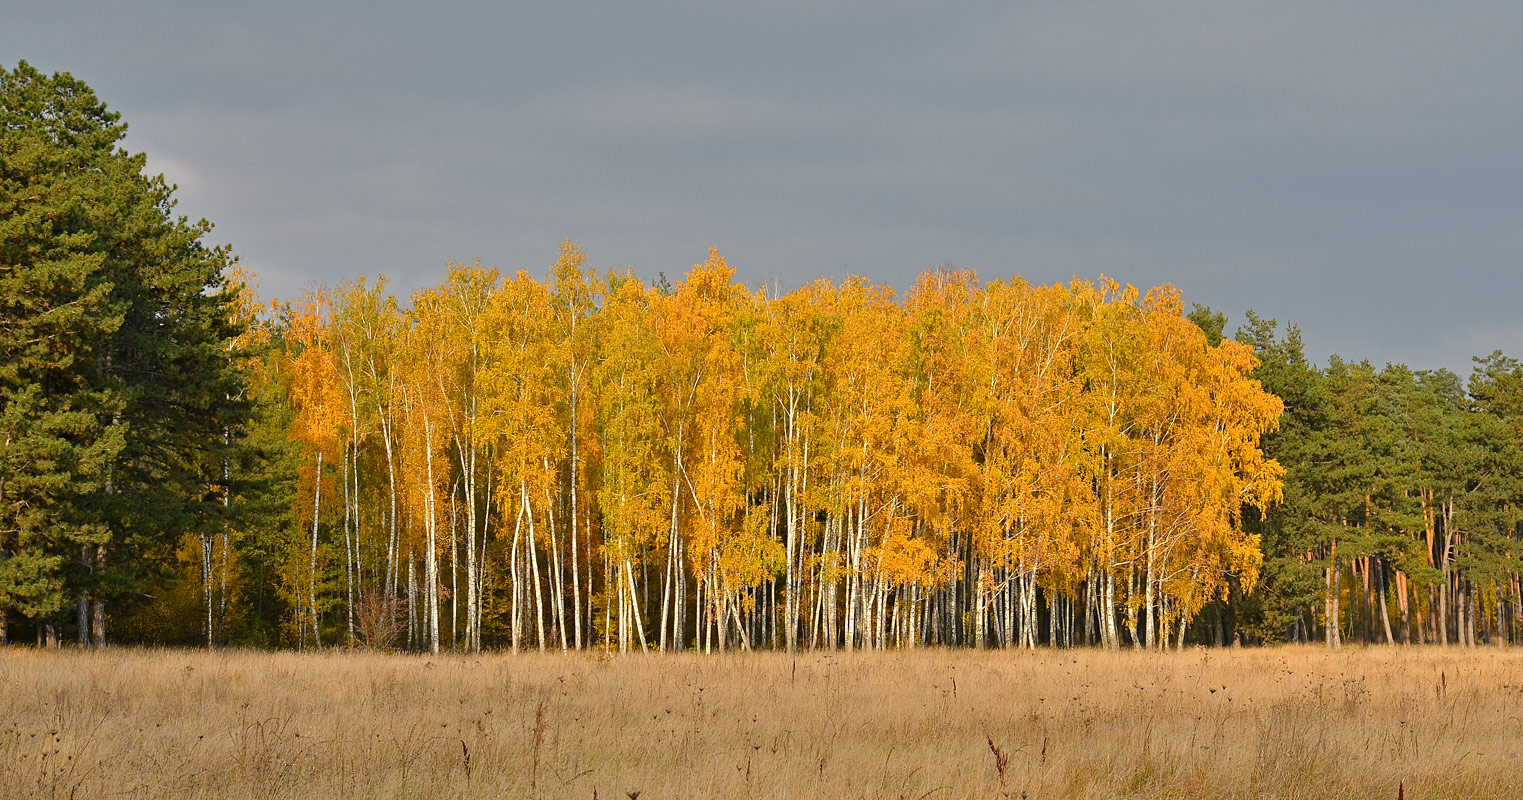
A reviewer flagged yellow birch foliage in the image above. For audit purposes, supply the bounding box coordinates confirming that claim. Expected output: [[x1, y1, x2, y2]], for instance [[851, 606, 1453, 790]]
[[260, 244, 1287, 651], [593, 272, 669, 562]]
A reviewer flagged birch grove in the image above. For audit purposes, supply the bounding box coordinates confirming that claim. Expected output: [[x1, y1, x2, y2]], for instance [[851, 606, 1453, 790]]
[[251, 242, 1295, 652]]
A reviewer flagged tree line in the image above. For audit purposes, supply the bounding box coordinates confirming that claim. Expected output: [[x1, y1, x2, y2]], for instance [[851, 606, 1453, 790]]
[[1228, 312, 1523, 648], [4, 62, 1522, 651]]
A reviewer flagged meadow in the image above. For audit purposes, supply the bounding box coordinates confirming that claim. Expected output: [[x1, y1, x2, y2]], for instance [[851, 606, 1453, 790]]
[[3, 646, 1520, 799]]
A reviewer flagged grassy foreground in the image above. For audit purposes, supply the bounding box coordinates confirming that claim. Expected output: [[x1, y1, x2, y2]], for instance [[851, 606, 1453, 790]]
[[2, 646, 1520, 799]]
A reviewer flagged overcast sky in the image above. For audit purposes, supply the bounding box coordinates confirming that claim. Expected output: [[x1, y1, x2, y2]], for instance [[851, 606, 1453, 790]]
[[9, 1, 1523, 372]]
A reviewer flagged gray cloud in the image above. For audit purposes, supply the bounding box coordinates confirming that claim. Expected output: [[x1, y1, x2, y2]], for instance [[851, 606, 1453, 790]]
[[8, 0, 1522, 373]]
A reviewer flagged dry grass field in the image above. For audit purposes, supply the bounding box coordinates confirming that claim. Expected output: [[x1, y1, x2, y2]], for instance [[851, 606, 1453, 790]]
[[2, 646, 1521, 799]]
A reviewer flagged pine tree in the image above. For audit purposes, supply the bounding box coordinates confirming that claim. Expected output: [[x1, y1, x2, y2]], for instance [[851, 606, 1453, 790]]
[[0, 61, 247, 645]]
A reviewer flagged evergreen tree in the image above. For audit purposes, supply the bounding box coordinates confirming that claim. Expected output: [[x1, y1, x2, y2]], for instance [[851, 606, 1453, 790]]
[[0, 61, 248, 645], [1227, 311, 1328, 643]]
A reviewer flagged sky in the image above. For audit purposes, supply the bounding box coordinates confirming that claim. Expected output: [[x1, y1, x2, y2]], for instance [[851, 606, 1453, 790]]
[[8, 1, 1523, 372]]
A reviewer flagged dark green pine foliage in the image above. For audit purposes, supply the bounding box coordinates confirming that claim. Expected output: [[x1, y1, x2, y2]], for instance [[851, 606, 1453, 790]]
[[1224, 314, 1523, 646], [1301, 356, 1381, 646], [1398, 368, 1469, 642], [0, 61, 248, 643], [1339, 364, 1430, 644], [1451, 355, 1523, 641], [0, 62, 127, 637], [222, 346, 302, 647], [1185, 303, 1226, 348]]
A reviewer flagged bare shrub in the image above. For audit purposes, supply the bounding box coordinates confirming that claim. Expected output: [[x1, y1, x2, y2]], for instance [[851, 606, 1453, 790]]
[[354, 591, 406, 650]]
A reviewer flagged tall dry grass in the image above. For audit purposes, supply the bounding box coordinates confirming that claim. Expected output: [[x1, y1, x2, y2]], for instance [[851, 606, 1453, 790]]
[[2, 646, 1520, 799]]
